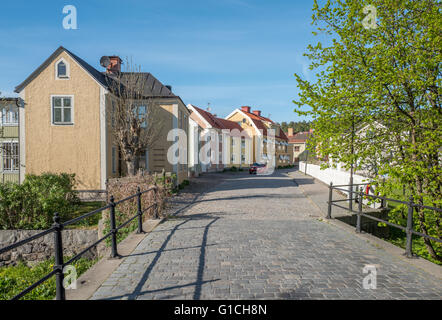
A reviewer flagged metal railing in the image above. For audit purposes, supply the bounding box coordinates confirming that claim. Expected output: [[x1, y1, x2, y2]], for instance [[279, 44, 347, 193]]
[[0, 186, 159, 300], [326, 182, 442, 258]]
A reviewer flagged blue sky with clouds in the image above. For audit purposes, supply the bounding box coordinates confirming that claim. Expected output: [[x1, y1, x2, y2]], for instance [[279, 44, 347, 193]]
[[0, 0, 324, 123]]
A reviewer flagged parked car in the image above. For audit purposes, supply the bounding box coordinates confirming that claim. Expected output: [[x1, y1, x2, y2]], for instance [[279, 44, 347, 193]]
[[249, 163, 266, 174]]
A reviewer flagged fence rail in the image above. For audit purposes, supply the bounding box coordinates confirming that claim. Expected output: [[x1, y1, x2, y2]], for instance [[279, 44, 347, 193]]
[[326, 182, 442, 258], [0, 186, 159, 300]]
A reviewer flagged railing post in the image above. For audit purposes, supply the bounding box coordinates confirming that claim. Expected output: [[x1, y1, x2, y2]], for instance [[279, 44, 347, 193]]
[[405, 196, 414, 258], [109, 195, 119, 258], [327, 182, 333, 219], [137, 187, 144, 234], [53, 212, 65, 300], [356, 188, 363, 233]]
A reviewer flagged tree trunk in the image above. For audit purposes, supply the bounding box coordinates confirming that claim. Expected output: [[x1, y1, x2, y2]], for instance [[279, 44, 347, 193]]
[[411, 126, 441, 261], [126, 160, 136, 176]]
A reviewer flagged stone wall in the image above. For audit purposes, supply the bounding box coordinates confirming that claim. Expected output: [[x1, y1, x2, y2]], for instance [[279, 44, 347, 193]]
[[0, 229, 100, 267]]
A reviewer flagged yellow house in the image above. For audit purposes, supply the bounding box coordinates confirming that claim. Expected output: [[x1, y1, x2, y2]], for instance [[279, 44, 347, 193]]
[[225, 106, 291, 167], [287, 128, 312, 163], [188, 104, 252, 171], [0, 98, 20, 183], [14, 46, 189, 190]]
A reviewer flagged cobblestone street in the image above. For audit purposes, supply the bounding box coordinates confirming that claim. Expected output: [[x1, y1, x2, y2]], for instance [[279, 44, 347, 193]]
[[91, 170, 442, 300]]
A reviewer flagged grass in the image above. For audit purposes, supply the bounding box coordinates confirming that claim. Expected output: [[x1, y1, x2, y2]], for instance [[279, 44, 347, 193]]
[[64, 201, 106, 229], [379, 226, 442, 266], [0, 256, 97, 300]]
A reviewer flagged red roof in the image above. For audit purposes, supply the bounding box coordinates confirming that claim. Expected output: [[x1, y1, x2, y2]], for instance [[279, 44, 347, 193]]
[[241, 110, 274, 124], [288, 131, 311, 143], [190, 105, 247, 136], [241, 111, 287, 140]]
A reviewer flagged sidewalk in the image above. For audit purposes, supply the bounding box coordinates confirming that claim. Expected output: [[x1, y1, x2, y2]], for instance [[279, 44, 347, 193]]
[[289, 169, 442, 280], [289, 170, 354, 218]]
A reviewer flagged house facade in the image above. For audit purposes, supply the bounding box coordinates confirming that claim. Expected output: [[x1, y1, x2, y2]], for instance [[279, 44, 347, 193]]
[[15, 46, 189, 190], [287, 128, 312, 163], [188, 104, 252, 172], [0, 98, 20, 183], [226, 106, 291, 167], [188, 115, 203, 177]]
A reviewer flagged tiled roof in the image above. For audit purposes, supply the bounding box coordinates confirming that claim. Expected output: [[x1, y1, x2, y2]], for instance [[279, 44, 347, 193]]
[[15, 46, 179, 100], [190, 105, 248, 136], [118, 72, 176, 98], [242, 110, 274, 124], [239, 111, 287, 140], [288, 132, 310, 143]]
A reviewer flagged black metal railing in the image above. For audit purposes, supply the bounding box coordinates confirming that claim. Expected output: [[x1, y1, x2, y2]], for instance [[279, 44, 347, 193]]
[[0, 186, 159, 300], [326, 182, 442, 258]]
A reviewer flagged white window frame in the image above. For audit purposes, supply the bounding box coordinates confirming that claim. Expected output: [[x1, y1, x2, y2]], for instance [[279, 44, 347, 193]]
[[51, 95, 74, 125], [1, 106, 19, 126], [1, 141, 19, 173], [55, 58, 70, 80]]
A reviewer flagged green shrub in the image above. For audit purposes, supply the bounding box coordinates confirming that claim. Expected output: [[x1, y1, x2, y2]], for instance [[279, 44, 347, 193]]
[[0, 257, 96, 300], [0, 173, 79, 230], [230, 166, 238, 172]]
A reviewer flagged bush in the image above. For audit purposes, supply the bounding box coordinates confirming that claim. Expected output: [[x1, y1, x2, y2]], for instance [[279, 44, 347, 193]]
[[0, 257, 96, 300], [230, 166, 238, 172], [0, 173, 79, 230], [103, 173, 172, 245], [106, 173, 169, 221]]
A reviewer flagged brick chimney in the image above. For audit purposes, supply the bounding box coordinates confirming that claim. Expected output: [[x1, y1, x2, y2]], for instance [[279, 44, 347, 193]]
[[309, 128, 314, 133], [107, 56, 122, 74], [288, 128, 294, 136], [241, 106, 251, 113], [252, 110, 261, 116]]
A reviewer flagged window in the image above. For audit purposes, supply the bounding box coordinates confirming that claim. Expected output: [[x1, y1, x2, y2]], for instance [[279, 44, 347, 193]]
[[52, 96, 73, 125], [2, 142, 19, 172], [137, 105, 147, 128], [138, 150, 147, 170], [56, 60, 69, 79], [112, 146, 117, 174], [294, 146, 300, 152], [1, 107, 18, 125]]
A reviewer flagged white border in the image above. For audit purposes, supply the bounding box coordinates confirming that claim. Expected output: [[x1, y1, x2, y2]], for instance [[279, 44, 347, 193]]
[[54, 58, 70, 80], [50, 95, 74, 125]]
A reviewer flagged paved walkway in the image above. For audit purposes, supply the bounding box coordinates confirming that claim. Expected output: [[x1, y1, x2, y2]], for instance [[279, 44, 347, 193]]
[[91, 170, 442, 300]]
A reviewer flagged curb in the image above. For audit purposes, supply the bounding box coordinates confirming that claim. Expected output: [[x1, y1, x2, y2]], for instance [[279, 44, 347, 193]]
[[65, 218, 164, 300]]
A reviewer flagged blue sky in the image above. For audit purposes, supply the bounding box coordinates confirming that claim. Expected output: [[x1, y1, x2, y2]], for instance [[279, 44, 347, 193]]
[[0, 0, 323, 123]]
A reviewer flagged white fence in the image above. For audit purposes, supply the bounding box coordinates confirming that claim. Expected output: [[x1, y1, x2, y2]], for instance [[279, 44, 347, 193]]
[[299, 161, 380, 208]]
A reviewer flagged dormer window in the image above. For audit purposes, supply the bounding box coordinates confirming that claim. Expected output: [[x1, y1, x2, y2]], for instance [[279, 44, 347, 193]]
[[55, 59, 69, 79]]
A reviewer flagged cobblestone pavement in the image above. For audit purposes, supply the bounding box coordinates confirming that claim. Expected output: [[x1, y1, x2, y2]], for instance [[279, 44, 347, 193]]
[[91, 170, 442, 300]]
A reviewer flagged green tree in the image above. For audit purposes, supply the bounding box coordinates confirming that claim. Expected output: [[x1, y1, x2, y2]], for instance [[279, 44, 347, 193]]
[[294, 0, 441, 261]]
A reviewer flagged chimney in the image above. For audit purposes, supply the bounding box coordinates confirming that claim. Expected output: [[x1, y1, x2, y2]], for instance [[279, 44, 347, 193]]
[[252, 110, 261, 117], [309, 128, 314, 134], [107, 56, 122, 74], [165, 85, 172, 91], [288, 128, 294, 136], [241, 106, 251, 113]]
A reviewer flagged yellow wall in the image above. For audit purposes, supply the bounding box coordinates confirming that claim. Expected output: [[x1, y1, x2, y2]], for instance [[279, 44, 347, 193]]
[[226, 111, 291, 165], [22, 51, 102, 189]]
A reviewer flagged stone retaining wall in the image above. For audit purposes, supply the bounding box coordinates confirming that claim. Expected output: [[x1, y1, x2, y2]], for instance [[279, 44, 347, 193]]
[[0, 229, 100, 267]]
